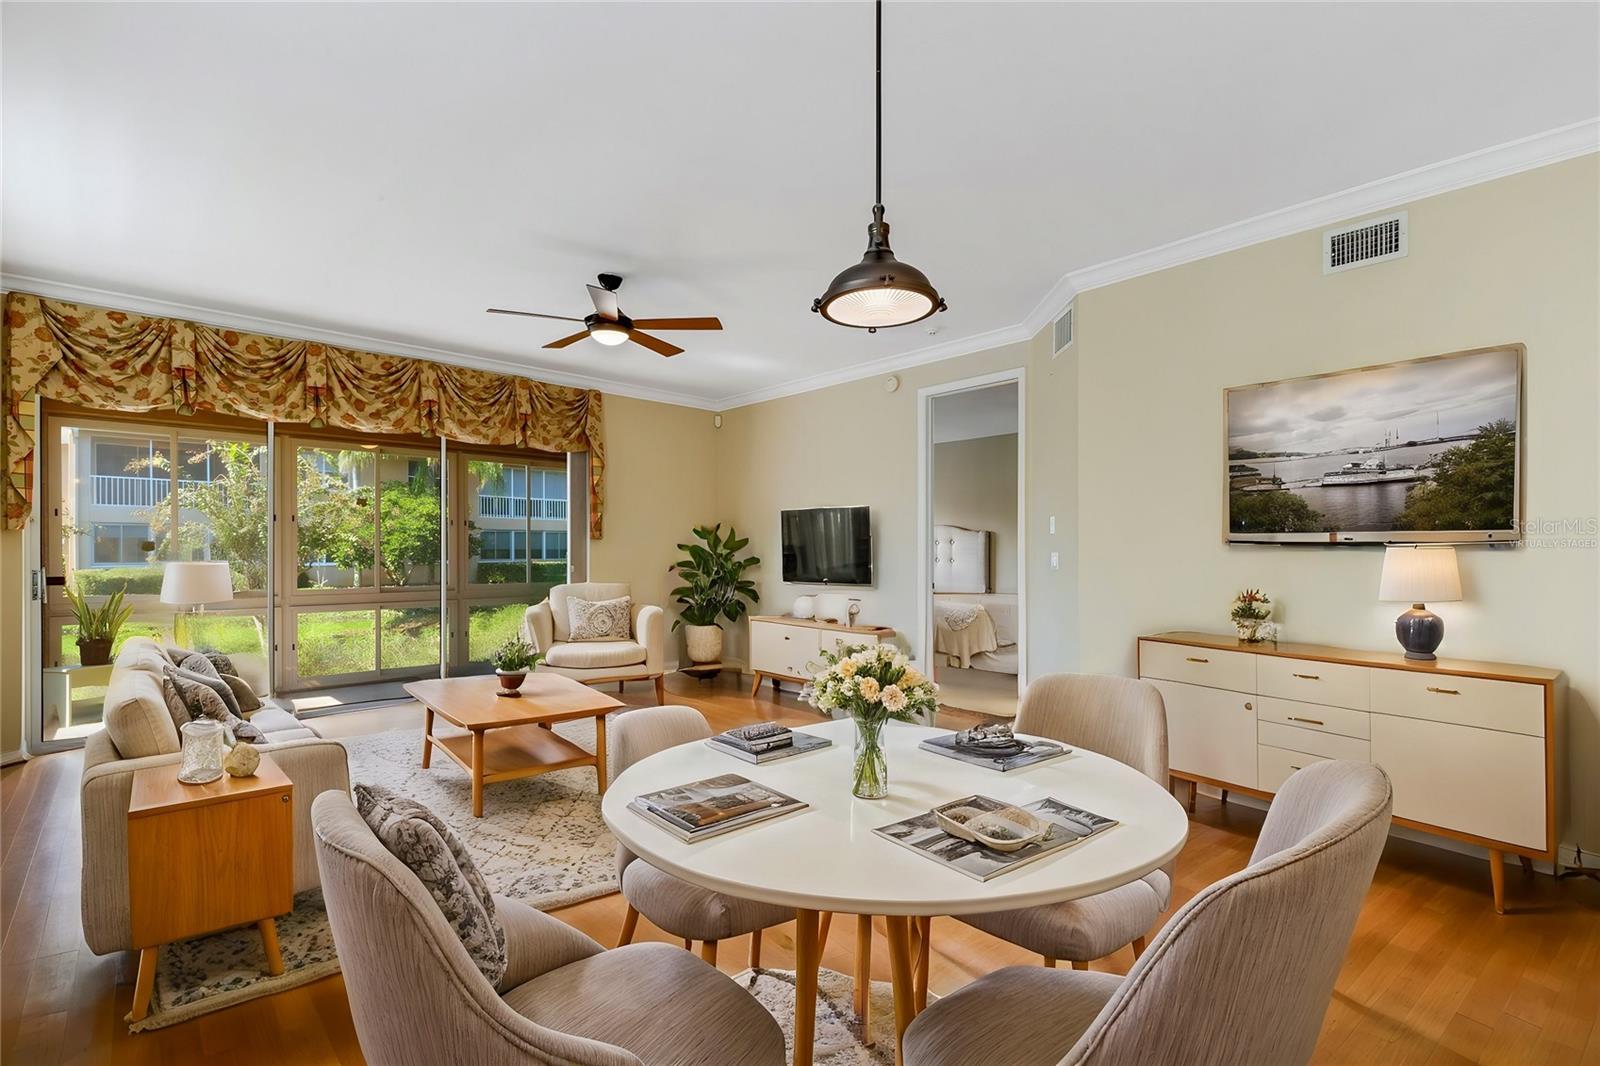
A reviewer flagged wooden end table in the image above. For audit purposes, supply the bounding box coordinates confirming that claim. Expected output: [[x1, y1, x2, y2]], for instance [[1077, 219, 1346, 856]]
[[127, 753, 294, 1023], [406, 673, 625, 817]]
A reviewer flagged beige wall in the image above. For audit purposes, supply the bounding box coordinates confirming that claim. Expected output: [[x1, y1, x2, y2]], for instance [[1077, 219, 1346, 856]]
[[933, 433, 1019, 595], [585, 394, 719, 664], [1073, 156, 1599, 849], [0, 530, 24, 755]]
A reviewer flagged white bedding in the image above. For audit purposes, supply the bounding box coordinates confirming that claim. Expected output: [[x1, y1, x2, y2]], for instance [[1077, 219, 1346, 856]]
[[933, 593, 1018, 673]]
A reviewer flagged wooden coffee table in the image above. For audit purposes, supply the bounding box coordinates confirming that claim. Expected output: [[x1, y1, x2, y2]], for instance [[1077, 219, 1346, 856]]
[[406, 673, 625, 817]]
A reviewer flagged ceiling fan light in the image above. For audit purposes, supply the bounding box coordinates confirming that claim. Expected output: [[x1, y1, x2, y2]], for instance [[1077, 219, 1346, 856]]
[[590, 322, 629, 346]]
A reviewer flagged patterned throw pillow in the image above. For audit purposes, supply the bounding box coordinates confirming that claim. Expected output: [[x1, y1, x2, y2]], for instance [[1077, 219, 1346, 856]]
[[163, 665, 265, 744], [567, 595, 631, 641], [178, 654, 242, 717], [198, 650, 237, 677], [220, 673, 263, 714], [354, 784, 508, 987]]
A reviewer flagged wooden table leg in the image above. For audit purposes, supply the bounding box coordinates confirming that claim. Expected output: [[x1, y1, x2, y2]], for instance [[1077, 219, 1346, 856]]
[[914, 916, 930, 1011], [854, 914, 873, 1035], [471, 729, 485, 818], [817, 910, 833, 948], [1489, 848, 1507, 914], [793, 909, 822, 1066], [130, 945, 158, 1022], [885, 916, 917, 1066], [594, 712, 608, 795], [258, 918, 285, 976], [421, 706, 434, 768], [654, 674, 665, 704]]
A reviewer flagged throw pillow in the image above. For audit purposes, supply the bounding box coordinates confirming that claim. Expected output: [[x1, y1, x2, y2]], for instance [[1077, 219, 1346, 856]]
[[220, 673, 263, 714], [163, 665, 265, 744], [177, 654, 242, 717], [354, 784, 507, 987], [199, 649, 237, 677], [159, 675, 193, 732], [567, 595, 631, 641]]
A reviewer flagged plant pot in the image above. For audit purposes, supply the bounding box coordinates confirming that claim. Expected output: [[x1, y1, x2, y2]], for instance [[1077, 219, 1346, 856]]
[[77, 637, 114, 667], [495, 669, 527, 697], [684, 624, 724, 665]]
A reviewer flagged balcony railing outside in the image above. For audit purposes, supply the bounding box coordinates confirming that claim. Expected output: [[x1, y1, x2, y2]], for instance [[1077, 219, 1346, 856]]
[[474, 495, 568, 520], [90, 475, 211, 508]]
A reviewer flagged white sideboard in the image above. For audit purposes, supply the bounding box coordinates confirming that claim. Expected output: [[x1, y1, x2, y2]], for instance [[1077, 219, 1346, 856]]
[[1139, 631, 1563, 914], [747, 615, 895, 697]]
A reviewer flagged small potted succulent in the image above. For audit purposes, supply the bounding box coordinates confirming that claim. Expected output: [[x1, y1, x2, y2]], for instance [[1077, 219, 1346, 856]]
[[491, 637, 542, 697], [62, 584, 134, 666]]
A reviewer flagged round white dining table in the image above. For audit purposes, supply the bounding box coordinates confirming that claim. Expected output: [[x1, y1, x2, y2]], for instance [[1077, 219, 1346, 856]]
[[602, 718, 1190, 1065]]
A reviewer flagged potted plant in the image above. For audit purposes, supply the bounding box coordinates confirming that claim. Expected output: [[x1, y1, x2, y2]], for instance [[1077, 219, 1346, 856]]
[[805, 644, 940, 799], [491, 637, 542, 697], [62, 584, 134, 666], [668, 524, 760, 665], [1230, 588, 1277, 643]]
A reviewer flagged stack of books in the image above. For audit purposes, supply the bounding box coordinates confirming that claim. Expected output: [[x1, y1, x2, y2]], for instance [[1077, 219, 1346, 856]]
[[706, 722, 832, 764], [629, 774, 808, 842]]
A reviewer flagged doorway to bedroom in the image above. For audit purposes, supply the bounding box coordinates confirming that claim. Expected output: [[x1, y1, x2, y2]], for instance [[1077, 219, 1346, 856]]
[[919, 373, 1024, 719]]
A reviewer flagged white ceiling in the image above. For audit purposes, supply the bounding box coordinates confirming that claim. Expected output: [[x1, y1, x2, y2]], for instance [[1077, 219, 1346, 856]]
[[4, 3, 1597, 409]]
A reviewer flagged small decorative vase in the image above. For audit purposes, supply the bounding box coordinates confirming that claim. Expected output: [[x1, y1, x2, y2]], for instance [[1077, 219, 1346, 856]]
[[791, 596, 816, 620], [1234, 618, 1274, 643], [495, 669, 527, 697], [684, 624, 724, 664], [177, 719, 228, 785], [851, 715, 889, 800], [77, 637, 114, 667]]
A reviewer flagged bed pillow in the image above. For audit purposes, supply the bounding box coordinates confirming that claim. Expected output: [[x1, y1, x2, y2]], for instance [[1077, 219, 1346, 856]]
[[567, 595, 631, 641], [354, 784, 507, 987]]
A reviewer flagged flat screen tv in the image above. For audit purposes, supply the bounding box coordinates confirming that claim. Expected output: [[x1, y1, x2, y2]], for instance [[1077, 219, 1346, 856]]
[[781, 506, 873, 584], [1225, 345, 1522, 544]]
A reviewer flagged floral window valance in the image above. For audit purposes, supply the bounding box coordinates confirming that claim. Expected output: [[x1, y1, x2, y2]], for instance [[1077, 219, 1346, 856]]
[[0, 292, 606, 536]]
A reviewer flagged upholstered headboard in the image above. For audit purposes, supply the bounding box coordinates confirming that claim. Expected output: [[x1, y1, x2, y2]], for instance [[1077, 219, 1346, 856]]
[[933, 524, 990, 593]]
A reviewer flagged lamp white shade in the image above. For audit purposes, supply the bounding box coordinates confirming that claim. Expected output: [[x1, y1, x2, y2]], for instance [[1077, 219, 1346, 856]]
[[160, 561, 235, 606], [1377, 546, 1462, 604]]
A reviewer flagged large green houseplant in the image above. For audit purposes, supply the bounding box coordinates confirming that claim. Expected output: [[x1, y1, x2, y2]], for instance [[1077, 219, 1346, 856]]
[[668, 524, 760, 665]]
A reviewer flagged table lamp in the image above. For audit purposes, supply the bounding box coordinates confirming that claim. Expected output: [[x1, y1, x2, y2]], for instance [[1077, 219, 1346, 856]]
[[161, 561, 234, 645], [1377, 546, 1461, 660]]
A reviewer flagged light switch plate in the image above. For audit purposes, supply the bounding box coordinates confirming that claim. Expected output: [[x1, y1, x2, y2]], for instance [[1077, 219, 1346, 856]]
[[1050, 551, 1060, 570]]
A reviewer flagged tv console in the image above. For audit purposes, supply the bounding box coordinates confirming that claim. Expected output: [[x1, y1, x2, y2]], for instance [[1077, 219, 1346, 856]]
[[1139, 631, 1563, 913], [747, 615, 894, 697]]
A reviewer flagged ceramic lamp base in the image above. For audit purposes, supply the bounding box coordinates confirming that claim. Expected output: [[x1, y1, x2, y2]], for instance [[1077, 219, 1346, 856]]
[[1395, 603, 1444, 660]]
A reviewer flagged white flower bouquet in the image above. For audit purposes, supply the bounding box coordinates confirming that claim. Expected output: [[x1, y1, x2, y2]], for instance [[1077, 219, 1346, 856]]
[[805, 643, 939, 798]]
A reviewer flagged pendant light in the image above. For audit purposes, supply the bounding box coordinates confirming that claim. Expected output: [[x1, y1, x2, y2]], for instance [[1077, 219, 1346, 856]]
[[812, 0, 946, 332]]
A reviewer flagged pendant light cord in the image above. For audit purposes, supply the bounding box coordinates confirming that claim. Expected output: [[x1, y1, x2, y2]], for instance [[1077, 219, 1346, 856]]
[[875, 0, 883, 208]]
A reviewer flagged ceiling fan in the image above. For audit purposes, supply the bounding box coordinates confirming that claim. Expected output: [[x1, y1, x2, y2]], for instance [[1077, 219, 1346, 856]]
[[487, 273, 722, 357]]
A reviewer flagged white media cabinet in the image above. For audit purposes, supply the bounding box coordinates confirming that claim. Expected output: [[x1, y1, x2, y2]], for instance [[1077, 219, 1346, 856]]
[[747, 615, 895, 697], [1139, 631, 1563, 914]]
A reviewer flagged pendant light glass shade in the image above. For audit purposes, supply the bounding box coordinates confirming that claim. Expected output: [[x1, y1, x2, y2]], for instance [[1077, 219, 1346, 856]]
[[812, 1, 946, 331]]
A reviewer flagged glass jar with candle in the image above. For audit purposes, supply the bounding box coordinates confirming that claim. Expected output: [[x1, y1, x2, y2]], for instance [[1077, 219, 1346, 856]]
[[177, 719, 229, 784]]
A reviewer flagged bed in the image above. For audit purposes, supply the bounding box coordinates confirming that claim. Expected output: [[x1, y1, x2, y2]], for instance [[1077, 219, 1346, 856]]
[[932, 525, 1017, 673]]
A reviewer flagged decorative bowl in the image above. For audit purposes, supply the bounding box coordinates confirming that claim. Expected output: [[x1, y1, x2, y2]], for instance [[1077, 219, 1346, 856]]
[[934, 798, 1048, 852]]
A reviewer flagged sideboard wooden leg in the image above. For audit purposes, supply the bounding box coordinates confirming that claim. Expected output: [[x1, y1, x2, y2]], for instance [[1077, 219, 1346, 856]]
[[1489, 849, 1507, 914], [749, 672, 764, 698], [1186, 782, 1197, 814], [1518, 855, 1534, 876]]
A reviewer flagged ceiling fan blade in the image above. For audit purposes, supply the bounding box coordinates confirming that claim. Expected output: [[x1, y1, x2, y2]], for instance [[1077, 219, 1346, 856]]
[[628, 317, 723, 331], [627, 330, 684, 358], [543, 330, 592, 349], [587, 285, 620, 320], [487, 308, 585, 322]]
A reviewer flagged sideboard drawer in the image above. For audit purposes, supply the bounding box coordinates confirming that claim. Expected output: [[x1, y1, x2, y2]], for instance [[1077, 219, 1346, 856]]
[[1147, 678, 1257, 788], [1371, 714, 1546, 850], [1258, 720, 1371, 763], [750, 623, 820, 680], [1257, 656, 1369, 711], [1370, 671, 1544, 737], [1256, 696, 1370, 740], [1139, 641, 1256, 693], [1258, 744, 1330, 793]]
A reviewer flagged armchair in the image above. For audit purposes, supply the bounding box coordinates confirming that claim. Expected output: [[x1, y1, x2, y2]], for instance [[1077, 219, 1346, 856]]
[[521, 582, 667, 703]]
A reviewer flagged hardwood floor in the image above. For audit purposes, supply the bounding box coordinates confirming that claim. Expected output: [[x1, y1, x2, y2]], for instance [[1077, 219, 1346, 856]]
[[3, 671, 1597, 1065]]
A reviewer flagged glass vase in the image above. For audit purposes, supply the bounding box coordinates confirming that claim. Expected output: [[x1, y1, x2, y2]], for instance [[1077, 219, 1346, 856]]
[[852, 715, 889, 800], [178, 719, 228, 785]]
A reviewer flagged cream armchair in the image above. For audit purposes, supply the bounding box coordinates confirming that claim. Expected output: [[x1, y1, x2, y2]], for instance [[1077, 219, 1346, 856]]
[[521, 582, 667, 703]]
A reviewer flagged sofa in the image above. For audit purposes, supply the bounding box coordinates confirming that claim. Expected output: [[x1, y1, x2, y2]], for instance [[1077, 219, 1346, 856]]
[[520, 582, 667, 703], [79, 637, 351, 955]]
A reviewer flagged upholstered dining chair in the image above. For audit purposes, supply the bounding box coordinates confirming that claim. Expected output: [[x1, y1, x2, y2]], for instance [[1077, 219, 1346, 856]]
[[956, 674, 1172, 969], [903, 759, 1393, 1066], [610, 706, 798, 967], [311, 791, 784, 1066]]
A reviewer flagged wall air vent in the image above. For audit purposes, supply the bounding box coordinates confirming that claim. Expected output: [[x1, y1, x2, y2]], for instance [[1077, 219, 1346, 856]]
[[1052, 303, 1074, 355], [1323, 211, 1408, 274]]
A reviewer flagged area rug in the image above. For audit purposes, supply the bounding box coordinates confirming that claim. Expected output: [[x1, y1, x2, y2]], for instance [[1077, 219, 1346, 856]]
[[130, 718, 620, 1031], [736, 967, 903, 1066]]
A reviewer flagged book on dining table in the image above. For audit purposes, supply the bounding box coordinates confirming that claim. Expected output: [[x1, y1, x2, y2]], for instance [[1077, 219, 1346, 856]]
[[706, 730, 832, 764], [629, 773, 808, 842], [874, 795, 1118, 881]]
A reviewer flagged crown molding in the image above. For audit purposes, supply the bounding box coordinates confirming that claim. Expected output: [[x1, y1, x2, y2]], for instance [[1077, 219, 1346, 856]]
[[718, 118, 1599, 410], [0, 274, 721, 411]]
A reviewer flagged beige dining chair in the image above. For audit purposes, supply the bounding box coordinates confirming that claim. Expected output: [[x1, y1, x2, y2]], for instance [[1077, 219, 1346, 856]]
[[955, 674, 1172, 968], [903, 759, 1394, 1066], [610, 706, 798, 967], [311, 791, 784, 1066]]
